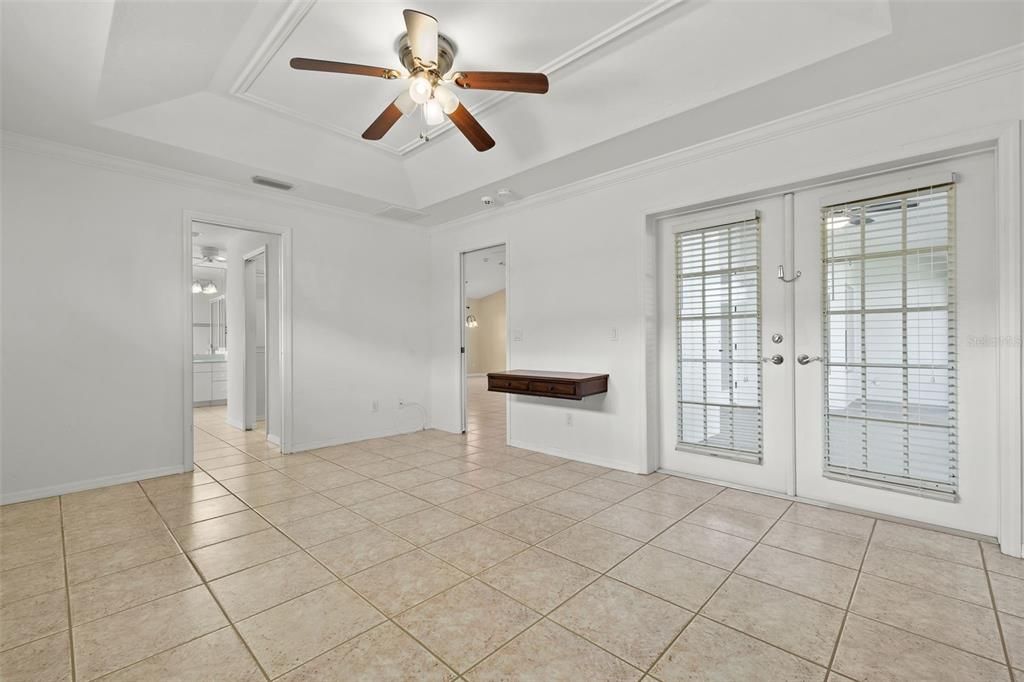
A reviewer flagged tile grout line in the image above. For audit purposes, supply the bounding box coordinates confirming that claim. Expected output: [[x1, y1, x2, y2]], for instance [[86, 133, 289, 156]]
[[58, 495, 78, 682], [824, 516, 877, 677], [981, 540, 1016, 675], [23, 409, 1017, 679], [134, 478, 275, 682], [640, 496, 845, 676]]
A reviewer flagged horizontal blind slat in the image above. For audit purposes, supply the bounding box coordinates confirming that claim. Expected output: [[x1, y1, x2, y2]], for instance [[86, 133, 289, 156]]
[[676, 218, 763, 461], [821, 186, 957, 495]]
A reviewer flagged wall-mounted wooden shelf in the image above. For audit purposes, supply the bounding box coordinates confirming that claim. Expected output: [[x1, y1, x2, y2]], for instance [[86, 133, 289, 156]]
[[487, 370, 609, 401]]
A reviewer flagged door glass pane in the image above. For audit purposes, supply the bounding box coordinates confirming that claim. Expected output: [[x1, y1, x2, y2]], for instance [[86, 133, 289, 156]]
[[821, 186, 957, 496], [676, 218, 762, 461]]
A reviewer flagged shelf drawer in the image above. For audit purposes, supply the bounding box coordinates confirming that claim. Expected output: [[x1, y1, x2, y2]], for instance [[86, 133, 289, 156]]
[[528, 381, 577, 397], [488, 377, 530, 392]]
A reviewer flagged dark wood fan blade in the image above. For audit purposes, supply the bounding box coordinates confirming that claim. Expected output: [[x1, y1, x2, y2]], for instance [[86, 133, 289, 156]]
[[290, 58, 399, 79], [362, 102, 404, 140], [448, 103, 495, 152], [453, 71, 548, 94]]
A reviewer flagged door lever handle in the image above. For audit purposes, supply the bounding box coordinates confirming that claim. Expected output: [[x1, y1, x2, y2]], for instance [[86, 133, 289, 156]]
[[797, 354, 822, 365], [762, 354, 784, 365]]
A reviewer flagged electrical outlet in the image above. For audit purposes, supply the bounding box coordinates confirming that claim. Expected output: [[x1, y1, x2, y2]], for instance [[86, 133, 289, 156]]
[[371, 400, 380, 413], [566, 413, 573, 427], [513, 328, 523, 342]]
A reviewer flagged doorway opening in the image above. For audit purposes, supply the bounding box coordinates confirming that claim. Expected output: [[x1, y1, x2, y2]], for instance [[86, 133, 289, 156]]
[[460, 244, 508, 447], [186, 217, 289, 469]]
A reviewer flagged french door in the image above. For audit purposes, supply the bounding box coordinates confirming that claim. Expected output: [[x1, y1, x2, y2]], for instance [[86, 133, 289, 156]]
[[660, 152, 999, 535], [794, 153, 998, 535], [658, 198, 794, 494]]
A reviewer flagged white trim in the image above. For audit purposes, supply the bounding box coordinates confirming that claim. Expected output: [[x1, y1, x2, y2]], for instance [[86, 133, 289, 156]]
[[432, 44, 1024, 232], [1, 132, 420, 233], [458, 241, 511, 441], [509, 439, 640, 474], [242, 245, 268, 432], [640, 216, 660, 473], [0, 466, 187, 505], [226, 417, 246, 431], [997, 122, 1023, 558], [782, 192, 797, 498], [290, 429, 424, 454], [182, 219, 195, 472], [183, 211, 295, 460], [459, 251, 467, 434]]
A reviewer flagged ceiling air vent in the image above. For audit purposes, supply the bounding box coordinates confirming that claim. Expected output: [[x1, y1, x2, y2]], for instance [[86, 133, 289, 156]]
[[375, 205, 428, 222], [252, 176, 294, 191]]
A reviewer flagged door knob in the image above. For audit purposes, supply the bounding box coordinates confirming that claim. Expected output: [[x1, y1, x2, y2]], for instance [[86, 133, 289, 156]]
[[762, 354, 784, 365], [797, 354, 822, 365]]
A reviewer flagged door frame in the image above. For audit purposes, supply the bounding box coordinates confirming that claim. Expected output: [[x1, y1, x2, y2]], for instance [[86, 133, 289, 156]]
[[640, 122, 1022, 554], [181, 211, 294, 471], [242, 246, 268, 431], [457, 242, 510, 441]]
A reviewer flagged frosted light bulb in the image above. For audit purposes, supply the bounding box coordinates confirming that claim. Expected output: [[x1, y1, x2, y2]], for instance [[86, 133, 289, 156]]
[[408, 74, 432, 104], [202, 282, 218, 294], [434, 85, 459, 114], [191, 281, 202, 293], [423, 98, 444, 125]]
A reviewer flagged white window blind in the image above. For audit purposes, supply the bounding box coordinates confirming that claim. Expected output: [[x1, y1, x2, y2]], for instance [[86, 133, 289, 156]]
[[821, 185, 957, 498], [676, 218, 762, 462]]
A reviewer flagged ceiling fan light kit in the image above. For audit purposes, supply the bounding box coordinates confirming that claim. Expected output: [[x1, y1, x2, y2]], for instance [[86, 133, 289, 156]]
[[289, 8, 549, 152]]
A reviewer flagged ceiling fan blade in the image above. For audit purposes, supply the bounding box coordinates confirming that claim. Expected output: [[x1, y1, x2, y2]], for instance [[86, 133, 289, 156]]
[[362, 100, 405, 140], [447, 103, 495, 152], [453, 71, 548, 94], [290, 58, 399, 80], [403, 9, 438, 67]]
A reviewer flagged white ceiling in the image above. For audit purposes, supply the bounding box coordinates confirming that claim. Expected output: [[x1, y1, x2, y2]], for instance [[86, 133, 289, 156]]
[[3, 1, 1022, 226], [464, 244, 506, 299], [242, 1, 649, 155]]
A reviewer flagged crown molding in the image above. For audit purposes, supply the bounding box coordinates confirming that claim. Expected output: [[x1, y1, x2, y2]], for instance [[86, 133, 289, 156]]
[[0, 130, 424, 233], [229, 0, 686, 157], [430, 43, 1024, 232]]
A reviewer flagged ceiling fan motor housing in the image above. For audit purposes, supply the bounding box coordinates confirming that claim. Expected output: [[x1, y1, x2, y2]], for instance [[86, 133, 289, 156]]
[[396, 33, 457, 76]]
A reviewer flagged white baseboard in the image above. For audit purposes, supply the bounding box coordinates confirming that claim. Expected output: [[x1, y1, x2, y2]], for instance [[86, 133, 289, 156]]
[[507, 439, 639, 474], [290, 427, 427, 454], [0, 465, 188, 505], [266, 433, 281, 446], [226, 417, 245, 430]]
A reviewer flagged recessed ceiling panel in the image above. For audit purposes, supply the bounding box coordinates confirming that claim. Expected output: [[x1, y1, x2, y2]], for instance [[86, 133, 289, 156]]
[[239, 1, 656, 154]]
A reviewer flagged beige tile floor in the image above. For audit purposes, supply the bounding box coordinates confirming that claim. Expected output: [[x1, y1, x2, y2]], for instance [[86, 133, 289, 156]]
[[3, 378, 1024, 680]]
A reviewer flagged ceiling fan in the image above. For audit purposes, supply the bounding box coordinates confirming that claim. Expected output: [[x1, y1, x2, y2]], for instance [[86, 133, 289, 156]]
[[289, 9, 549, 152]]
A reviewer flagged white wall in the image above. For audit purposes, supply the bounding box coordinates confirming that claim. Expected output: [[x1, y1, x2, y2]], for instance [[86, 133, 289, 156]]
[[466, 290, 506, 375], [0, 147, 431, 502], [427, 59, 1024, 474]]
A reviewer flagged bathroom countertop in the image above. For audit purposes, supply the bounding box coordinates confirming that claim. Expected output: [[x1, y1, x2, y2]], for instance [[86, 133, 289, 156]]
[[192, 356, 227, 364]]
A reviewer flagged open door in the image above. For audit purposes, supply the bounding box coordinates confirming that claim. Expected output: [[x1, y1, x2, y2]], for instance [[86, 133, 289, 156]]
[[243, 249, 267, 431]]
